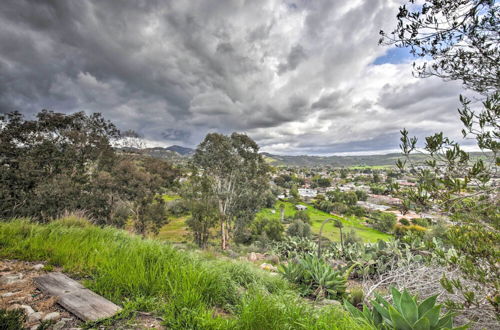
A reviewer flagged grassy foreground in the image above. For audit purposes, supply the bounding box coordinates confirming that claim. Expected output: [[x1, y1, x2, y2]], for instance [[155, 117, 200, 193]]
[[0, 218, 368, 329]]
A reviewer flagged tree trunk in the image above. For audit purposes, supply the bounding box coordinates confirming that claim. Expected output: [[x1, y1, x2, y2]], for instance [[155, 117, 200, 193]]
[[339, 227, 344, 255], [221, 219, 227, 250]]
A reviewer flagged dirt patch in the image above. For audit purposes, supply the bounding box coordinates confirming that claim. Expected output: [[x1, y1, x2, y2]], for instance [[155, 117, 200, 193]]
[[0, 259, 81, 329], [1, 259, 165, 329]]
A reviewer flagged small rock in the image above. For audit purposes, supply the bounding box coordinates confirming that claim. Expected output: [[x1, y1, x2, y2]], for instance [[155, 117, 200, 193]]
[[7, 304, 21, 311], [32, 264, 45, 270], [43, 311, 61, 321], [0, 273, 23, 285], [265, 254, 280, 264], [259, 263, 278, 272], [248, 252, 265, 262], [30, 325, 39, 330], [53, 320, 66, 330], [1, 292, 16, 298], [28, 312, 43, 323], [20, 304, 35, 315]]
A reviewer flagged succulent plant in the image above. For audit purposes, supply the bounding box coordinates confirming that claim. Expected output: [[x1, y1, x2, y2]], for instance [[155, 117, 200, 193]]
[[344, 287, 468, 330], [280, 255, 347, 300]]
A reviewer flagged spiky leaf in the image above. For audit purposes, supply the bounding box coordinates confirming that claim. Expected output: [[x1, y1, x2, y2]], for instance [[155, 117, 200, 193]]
[[400, 290, 418, 324]]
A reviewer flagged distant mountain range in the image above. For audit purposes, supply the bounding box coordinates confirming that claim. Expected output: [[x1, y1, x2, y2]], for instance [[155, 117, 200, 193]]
[[137, 146, 489, 168], [165, 145, 195, 156]]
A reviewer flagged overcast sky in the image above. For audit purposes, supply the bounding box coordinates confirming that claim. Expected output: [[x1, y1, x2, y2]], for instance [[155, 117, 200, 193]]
[[0, 0, 473, 155]]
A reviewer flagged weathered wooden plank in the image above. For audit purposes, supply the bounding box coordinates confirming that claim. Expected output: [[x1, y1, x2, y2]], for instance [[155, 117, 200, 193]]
[[34, 272, 121, 321], [34, 272, 85, 296]]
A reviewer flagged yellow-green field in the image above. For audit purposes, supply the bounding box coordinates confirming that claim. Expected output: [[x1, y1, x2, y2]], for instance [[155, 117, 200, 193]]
[[257, 201, 391, 242], [157, 215, 190, 242], [158, 196, 391, 243]]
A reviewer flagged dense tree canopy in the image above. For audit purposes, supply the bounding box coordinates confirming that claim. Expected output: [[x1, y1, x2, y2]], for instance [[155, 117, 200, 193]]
[[0, 110, 178, 234], [188, 132, 270, 249]]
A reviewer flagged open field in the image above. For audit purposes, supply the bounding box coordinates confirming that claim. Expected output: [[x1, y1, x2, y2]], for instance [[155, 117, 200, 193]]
[[157, 215, 190, 242], [0, 218, 368, 329], [348, 165, 394, 170], [257, 201, 391, 243]]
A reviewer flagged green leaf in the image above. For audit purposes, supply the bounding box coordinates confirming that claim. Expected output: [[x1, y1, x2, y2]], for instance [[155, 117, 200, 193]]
[[418, 295, 438, 317], [391, 287, 402, 311], [388, 305, 412, 330], [372, 307, 383, 326], [374, 292, 391, 308], [400, 290, 418, 324], [435, 312, 454, 329], [372, 300, 391, 322], [413, 317, 430, 330], [343, 300, 365, 320], [421, 305, 441, 327]]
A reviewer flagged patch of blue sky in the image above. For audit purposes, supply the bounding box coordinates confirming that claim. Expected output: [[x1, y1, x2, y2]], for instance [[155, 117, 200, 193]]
[[372, 46, 413, 65]]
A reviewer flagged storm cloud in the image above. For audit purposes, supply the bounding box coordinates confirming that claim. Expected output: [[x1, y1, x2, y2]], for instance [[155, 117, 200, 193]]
[[0, 0, 469, 154]]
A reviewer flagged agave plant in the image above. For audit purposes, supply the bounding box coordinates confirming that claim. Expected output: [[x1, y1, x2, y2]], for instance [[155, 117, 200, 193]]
[[279, 255, 347, 300], [344, 287, 468, 330]]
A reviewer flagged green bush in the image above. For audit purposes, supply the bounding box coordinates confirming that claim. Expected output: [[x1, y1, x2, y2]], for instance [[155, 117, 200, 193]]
[[344, 229, 362, 245], [399, 218, 410, 226], [372, 212, 397, 233], [344, 287, 467, 330], [250, 217, 284, 242], [293, 210, 311, 224], [286, 220, 311, 238], [412, 218, 430, 227]]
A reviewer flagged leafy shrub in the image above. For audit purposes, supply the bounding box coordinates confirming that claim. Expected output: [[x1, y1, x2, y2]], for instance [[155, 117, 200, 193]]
[[372, 212, 397, 233], [250, 217, 284, 242], [344, 229, 362, 245], [166, 199, 189, 216], [394, 224, 427, 238], [346, 205, 366, 217], [279, 255, 347, 300], [400, 218, 410, 226], [331, 202, 349, 215], [286, 220, 311, 238], [355, 190, 368, 201], [0, 308, 26, 330], [344, 287, 466, 330], [412, 218, 430, 227], [293, 210, 311, 224]]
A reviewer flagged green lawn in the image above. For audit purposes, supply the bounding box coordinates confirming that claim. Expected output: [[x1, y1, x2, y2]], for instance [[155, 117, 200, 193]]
[[162, 194, 181, 202], [157, 215, 189, 242], [258, 201, 391, 243], [348, 165, 394, 170]]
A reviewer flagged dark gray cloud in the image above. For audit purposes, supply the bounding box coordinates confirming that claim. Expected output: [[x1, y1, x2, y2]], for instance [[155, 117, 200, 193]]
[[0, 0, 468, 154]]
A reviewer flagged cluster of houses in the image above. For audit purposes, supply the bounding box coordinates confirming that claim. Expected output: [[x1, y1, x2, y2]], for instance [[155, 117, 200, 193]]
[[273, 167, 448, 224]]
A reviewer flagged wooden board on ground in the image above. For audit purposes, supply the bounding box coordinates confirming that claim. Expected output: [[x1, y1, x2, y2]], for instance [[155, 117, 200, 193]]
[[34, 272, 121, 321]]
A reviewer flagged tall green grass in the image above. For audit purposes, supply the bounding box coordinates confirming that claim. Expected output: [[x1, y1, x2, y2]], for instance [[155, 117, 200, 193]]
[[0, 218, 369, 329]]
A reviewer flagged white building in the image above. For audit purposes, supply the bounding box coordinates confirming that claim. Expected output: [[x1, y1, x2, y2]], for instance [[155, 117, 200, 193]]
[[298, 188, 317, 198]]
